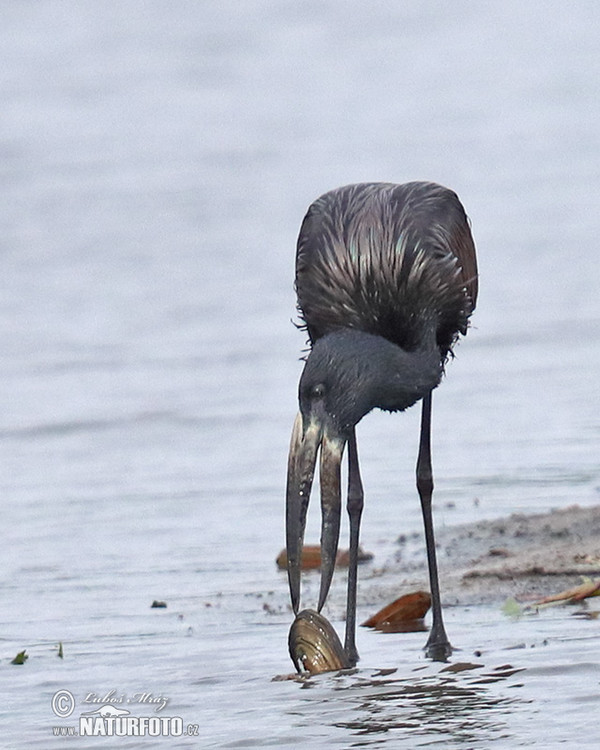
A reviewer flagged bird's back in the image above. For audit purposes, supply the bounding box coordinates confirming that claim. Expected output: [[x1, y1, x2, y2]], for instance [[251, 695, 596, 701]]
[[295, 182, 478, 356]]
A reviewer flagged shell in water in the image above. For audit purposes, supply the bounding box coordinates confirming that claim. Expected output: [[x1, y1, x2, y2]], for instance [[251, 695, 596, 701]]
[[288, 609, 350, 674]]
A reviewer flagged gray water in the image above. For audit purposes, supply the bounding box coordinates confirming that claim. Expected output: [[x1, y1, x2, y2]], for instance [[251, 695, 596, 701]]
[[1, 1, 600, 747]]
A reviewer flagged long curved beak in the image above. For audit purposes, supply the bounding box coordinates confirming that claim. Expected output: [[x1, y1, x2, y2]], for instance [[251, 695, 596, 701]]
[[286, 410, 345, 614]]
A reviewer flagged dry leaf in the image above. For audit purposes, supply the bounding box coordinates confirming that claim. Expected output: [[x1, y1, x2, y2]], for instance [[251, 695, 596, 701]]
[[532, 578, 600, 606], [361, 591, 431, 631], [276, 545, 373, 570]]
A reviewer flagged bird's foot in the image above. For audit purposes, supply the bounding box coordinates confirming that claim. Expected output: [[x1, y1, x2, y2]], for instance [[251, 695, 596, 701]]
[[424, 638, 453, 662], [344, 644, 360, 668]]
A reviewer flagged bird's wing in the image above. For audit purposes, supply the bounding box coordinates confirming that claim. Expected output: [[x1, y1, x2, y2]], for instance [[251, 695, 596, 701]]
[[295, 182, 478, 354]]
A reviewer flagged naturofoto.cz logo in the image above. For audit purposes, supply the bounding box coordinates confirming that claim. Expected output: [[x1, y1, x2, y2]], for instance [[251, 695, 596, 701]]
[[51, 689, 199, 738]]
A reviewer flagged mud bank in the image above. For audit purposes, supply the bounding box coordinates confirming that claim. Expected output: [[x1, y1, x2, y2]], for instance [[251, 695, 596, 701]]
[[361, 504, 600, 607]]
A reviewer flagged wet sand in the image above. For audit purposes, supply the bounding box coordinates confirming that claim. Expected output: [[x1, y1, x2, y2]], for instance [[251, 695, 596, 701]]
[[361, 504, 600, 607]]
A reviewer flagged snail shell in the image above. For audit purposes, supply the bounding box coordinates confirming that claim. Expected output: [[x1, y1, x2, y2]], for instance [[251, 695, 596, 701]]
[[288, 609, 350, 675]]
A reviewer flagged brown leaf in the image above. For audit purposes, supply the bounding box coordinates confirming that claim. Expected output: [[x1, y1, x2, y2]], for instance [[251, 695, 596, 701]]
[[276, 545, 373, 571], [361, 591, 431, 630], [532, 579, 600, 606]]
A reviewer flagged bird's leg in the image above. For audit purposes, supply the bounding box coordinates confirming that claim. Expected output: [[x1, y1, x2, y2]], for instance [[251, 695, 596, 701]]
[[416, 391, 452, 662], [344, 428, 364, 666]]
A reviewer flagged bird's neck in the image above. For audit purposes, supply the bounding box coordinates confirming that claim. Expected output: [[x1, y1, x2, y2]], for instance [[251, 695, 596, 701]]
[[337, 329, 443, 414], [374, 336, 442, 412]]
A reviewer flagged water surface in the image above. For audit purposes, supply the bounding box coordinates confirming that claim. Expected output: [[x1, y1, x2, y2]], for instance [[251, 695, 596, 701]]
[[1, 1, 599, 747]]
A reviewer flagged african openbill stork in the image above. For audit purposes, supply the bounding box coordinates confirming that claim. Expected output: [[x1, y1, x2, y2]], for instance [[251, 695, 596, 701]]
[[285, 181, 478, 665]]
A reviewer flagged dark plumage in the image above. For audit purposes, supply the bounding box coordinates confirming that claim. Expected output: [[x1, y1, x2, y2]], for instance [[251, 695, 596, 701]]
[[285, 181, 478, 668], [296, 181, 477, 355]]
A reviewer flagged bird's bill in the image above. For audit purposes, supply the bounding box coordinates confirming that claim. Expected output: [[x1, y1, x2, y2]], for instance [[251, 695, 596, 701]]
[[285, 410, 345, 614], [286, 412, 320, 614], [317, 430, 344, 611]]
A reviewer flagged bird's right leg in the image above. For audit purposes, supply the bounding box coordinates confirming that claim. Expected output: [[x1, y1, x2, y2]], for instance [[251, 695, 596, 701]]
[[416, 391, 452, 662], [344, 428, 364, 666]]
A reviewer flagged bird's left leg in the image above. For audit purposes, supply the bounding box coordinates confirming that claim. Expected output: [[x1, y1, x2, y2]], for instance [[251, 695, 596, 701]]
[[344, 427, 364, 666], [416, 391, 452, 662]]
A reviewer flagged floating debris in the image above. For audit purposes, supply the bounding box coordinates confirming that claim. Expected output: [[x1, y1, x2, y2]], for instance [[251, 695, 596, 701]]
[[11, 650, 28, 665], [288, 609, 350, 675], [488, 547, 511, 558], [276, 545, 373, 570], [571, 610, 599, 620], [361, 591, 431, 632], [441, 661, 483, 673], [531, 578, 600, 606], [502, 579, 600, 617], [501, 597, 523, 619]]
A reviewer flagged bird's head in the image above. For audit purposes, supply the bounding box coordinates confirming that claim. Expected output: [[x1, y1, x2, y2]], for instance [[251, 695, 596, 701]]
[[285, 329, 442, 614], [286, 330, 442, 613], [298, 330, 377, 439], [285, 331, 367, 617]]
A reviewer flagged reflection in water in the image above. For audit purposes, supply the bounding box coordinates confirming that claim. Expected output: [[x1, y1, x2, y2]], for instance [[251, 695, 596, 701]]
[[294, 663, 527, 746], [366, 619, 429, 634]]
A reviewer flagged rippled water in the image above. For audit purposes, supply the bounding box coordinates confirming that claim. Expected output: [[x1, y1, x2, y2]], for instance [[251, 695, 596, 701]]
[[1, 1, 600, 747]]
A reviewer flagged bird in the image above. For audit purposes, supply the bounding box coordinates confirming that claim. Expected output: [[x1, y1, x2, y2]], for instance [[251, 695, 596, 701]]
[[285, 181, 478, 665]]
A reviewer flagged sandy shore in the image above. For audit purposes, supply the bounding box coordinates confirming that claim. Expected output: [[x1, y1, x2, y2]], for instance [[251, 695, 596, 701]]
[[360, 504, 600, 607]]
